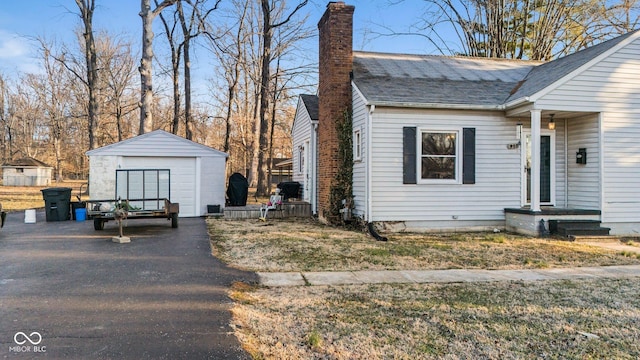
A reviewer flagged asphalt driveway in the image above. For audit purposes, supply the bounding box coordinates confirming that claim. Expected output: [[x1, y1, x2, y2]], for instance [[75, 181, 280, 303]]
[[0, 210, 256, 359]]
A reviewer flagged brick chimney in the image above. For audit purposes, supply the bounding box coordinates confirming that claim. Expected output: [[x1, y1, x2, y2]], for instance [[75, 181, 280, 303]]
[[317, 1, 354, 219]]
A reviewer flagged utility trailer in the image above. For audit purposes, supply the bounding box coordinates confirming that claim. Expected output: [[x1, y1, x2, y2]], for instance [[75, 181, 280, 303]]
[[87, 169, 179, 230]]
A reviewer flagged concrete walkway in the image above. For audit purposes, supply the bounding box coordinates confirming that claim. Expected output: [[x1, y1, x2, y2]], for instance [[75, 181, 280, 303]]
[[258, 264, 640, 287], [259, 240, 640, 287]]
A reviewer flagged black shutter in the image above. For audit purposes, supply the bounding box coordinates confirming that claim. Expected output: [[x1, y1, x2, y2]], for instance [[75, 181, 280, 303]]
[[462, 127, 476, 184], [403, 127, 417, 184]]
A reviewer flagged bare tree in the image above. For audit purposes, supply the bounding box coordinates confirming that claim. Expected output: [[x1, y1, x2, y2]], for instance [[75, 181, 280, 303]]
[[157, 2, 183, 135], [33, 39, 74, 181], [74, 0, 100, 149], [206, 0, 250, 153], [407, 0, 634, 60], [100, 35, 138, 142], [255, 0, 308, 197], [139, 0, 179, 134], [602, 0, 640, 33]]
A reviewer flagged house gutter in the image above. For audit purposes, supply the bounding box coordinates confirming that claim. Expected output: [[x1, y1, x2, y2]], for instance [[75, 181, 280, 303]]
[[368, 101, 505, 111]]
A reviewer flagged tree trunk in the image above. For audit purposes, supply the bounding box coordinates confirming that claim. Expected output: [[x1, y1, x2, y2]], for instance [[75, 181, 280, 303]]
[[255, 0, 272, 197], [139, 0, 177, 135], [177, 1, 193, 140], [158, 7, 181, 135], [75, 0, 99, 149]]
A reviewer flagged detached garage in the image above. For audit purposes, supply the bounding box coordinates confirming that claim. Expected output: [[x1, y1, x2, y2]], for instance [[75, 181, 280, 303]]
[[86, 130, 228, 217]]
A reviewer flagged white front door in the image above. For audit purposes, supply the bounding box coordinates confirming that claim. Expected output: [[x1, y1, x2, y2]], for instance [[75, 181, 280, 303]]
[[522, 130, 556, 206]]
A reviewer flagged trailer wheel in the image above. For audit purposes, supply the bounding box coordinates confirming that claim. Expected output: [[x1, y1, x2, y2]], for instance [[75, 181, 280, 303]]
[[171, 213, 178, 228], [94, 219, 105, 230]]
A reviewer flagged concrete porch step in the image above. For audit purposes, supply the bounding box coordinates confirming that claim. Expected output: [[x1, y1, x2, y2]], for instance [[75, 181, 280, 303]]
[[550, 220, 611, 237]]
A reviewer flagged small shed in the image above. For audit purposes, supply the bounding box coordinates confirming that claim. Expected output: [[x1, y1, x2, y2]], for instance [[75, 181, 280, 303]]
[[86, 130, 228, 217], [2, 157, 52, 186]]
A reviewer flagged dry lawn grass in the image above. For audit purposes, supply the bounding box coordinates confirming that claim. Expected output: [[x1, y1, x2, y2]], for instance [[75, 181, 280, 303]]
[[210, 218, 640, 359], [231, 278, 640, 359], [208, 218, 640, 272], [0, 180, 87, 211]]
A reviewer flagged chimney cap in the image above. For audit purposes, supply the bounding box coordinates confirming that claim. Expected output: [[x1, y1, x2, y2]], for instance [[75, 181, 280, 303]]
[[327, 1, 346, 7]]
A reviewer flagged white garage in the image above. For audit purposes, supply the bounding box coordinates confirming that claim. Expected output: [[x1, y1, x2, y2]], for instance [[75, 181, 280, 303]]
[[86, 130, 228, 217]]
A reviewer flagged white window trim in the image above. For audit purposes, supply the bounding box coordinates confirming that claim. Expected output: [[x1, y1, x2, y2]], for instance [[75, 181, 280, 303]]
[[521, 129, 556, 206], [353, 127, 362, 162], [298, 145, 305, 175], [417, 128, 462, 185]]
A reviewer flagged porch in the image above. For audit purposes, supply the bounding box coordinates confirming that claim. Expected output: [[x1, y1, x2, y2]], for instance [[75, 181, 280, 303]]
[[504, 207, 609, 237], [220, 201, 312, 220]]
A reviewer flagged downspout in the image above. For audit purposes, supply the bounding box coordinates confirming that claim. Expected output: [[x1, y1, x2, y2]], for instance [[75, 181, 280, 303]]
[[365, 105, 387, 241], [564, 118, 568, 207], [366, 105, 375, 223], [598, 113, 605, 221], [311, 122, 318, 215]]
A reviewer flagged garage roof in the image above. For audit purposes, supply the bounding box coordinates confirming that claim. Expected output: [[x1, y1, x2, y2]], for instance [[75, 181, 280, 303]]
[[86, 130, 228, 157]]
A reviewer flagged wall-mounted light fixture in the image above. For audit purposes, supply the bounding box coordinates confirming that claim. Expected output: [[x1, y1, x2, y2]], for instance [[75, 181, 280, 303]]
[[548, 114, 556, 130]]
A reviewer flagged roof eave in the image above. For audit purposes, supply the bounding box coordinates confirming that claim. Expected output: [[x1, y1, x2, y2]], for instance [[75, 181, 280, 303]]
[[504, 96, 532, 110]]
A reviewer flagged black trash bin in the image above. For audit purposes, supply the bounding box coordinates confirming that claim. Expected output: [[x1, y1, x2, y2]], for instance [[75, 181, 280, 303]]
[[41, 187, 72, 221]]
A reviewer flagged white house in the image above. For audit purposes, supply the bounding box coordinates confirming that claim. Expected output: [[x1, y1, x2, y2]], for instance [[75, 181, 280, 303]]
[[86, 130, 228, 217], [291, 94, 319, 214], [302, 2, 640, 236], [2, 157, 52, 186]]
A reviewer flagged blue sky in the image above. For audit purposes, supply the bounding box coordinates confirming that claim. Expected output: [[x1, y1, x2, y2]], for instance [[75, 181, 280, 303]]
[[0, 1, 437, 76]]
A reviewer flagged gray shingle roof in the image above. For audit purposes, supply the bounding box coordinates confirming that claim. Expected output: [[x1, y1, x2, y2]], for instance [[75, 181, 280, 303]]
[[351, 30, 640, 108], [2, 157, 52, 168], [300, 94, 319, 120], [352, 52, 537, 107]]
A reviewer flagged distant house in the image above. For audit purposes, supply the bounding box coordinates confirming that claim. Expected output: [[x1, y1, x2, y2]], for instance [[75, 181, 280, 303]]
[[2, 157, 52, 186], [296, 2, 640, 236]]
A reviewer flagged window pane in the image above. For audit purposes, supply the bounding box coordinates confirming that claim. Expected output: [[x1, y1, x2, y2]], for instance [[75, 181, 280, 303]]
[[421, 157, 455, 179], [422, 133, 456, 155]]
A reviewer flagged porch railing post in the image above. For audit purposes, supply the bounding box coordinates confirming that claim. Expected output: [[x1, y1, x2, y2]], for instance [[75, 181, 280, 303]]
[[530, 109, 542, 212]]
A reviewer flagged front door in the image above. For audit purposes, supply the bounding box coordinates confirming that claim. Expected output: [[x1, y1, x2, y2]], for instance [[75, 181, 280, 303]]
[[522, 130, 555, 206]]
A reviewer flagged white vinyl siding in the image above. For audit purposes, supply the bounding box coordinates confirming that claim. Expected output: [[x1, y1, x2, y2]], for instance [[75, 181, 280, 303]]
[[369, 108, 521, 223], [122, 157, 197, 217], [537, 37, 640, 229], [566, 115, 600, 210], [351, 87, 368, 218], [291, 98, 313, 185]]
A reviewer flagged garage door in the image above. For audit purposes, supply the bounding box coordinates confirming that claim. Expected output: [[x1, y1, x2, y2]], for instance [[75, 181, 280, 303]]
[[122, 157, 197, 217]]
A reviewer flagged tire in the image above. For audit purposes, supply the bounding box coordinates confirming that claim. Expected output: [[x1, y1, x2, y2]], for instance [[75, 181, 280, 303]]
[[171, 213, 178, 228], [94, 218, 105, 230]]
